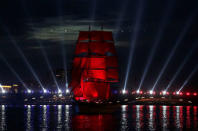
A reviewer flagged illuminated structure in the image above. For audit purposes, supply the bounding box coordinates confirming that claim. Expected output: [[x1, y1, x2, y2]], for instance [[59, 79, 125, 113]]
[[69, 31, 119, 101]]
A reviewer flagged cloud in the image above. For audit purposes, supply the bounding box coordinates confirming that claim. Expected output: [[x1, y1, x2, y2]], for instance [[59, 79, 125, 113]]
[[25, 16, 131, 47]]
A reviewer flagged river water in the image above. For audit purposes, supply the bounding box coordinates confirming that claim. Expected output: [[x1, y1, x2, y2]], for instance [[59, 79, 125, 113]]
[[0, 105, 197, 131]]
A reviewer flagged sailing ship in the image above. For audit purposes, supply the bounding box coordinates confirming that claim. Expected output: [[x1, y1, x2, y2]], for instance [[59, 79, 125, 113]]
[[69, 29, 119, 103]]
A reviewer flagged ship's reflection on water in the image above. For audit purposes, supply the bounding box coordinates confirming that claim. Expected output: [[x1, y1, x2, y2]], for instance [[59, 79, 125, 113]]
[[72, 113, 116, 130], [1, 105, 198, 130]]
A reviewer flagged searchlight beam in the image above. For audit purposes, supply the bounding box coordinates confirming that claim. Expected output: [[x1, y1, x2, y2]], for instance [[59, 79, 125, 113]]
[[151, 12, 196, 91], [137, 0, 175, 91], [123, 0, 145, 92]]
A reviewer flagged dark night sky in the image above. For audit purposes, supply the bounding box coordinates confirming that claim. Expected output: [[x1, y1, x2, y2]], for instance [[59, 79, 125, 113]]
[[0, 0, 197, 91]]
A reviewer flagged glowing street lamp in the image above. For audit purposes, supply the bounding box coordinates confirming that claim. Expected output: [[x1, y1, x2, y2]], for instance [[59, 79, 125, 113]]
[[136, 90, 140, 94], [176, 91, 180, 95]]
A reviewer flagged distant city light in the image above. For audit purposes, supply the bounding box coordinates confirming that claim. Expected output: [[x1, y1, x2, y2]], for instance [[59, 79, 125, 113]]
[[136, 90, 140, 94], [1, 85, 12, 88]]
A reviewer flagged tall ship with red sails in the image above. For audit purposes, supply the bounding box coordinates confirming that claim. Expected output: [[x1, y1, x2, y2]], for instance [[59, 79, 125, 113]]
[[69, 30, 119, 103]]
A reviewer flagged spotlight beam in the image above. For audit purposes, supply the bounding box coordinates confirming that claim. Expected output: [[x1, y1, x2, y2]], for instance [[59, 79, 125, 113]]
[[151, 12, 196, 91], [137, 1, 175, 91], [39, 43, 60, 90], [61, 45, 68, 89], [60, 35, 68, 90], [123, 0, 145, 91], [55, 1, 69, 90], [114, 0, 129, 40], [165, 42, 198, 91], [19, 1, 56, 92], [0, 25, 45, 90], [178, 64, 198, 92], [0, 55, 29, 90], [19, 2, 60, 91]]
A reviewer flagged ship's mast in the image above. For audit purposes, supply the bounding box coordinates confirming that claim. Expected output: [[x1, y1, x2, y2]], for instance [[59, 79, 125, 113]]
[[101, 24, 103, 31]]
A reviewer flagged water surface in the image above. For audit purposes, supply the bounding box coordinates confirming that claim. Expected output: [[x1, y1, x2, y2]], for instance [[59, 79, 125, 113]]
[[0, 105, 197, 131]]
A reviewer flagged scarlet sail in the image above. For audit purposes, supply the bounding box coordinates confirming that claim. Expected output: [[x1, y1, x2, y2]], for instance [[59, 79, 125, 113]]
[[70, 31, 119, 101]]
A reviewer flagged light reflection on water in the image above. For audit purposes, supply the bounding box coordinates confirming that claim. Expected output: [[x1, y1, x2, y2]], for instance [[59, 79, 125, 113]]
[[26, 105, 32, 131], [161, 105, 169, 131], [1, 105, 198, 130], [135, 105, 143, 130], [186, 106, 190, 129], [64, 105, 71, 131], [40, 105, 48, 131], [121, 105, 128, 131], [0, 105, 6, 131], [148, 105, 155, 131], [194, 106, 197, 129], [175, 106, 183, 129], [57, 105, 62, 130]]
